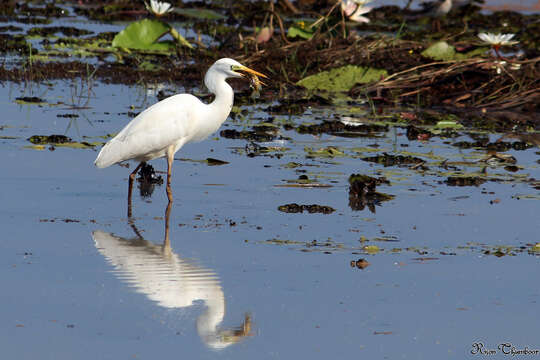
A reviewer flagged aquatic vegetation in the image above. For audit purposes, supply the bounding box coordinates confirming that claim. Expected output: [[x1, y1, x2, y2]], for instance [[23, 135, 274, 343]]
[[112, 18, 192, 51], [277, 203, 335, 214], [421, 41, 487, 61], [348, 174, 394, 212], [297, 65, 387, 92]]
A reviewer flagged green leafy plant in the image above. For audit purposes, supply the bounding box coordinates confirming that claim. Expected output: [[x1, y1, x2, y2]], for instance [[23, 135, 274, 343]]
[[297, 65, 388, 92], [112, 17, 192, 51]]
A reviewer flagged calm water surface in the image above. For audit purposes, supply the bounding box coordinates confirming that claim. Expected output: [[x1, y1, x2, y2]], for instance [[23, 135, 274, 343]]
[[1, 78, 539, 359]]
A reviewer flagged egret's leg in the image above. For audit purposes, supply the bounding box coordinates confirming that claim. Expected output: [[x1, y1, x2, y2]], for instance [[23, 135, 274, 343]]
[[163, 200, 172, 253], [166, 153, 174, 203], [127, 162, 144, 218]]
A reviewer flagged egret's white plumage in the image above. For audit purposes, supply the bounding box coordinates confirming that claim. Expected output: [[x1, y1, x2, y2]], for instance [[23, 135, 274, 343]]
[[94, 58, 266, 204]]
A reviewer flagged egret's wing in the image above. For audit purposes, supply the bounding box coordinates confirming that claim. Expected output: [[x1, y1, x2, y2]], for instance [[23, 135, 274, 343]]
[[95, 94, 202, 167]]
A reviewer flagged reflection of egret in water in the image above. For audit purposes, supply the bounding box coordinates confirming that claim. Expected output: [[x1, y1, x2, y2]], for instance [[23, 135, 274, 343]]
[[92, 203, 252, 349]]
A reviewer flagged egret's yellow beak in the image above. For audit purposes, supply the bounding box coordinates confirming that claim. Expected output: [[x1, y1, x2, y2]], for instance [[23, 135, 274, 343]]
[[232, 65, 268, 79]]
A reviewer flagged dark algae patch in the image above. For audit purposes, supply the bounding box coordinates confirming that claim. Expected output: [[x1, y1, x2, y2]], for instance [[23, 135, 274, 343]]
[[348, 174, 394, 213], [361, 153, 424, 167], [297, 120, 388, 138], [27, 135, 99, 149], [220, 129, 276, 142], [28, 135, 71, 144], [278, 203, 336, 214], [15, 96, 44, 103], [445, 176, 487, 187]]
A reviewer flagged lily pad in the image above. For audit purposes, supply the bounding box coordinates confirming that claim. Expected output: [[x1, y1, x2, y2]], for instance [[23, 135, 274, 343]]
[[421, 41, 456, 61], [112, 19, 191, 51], [297, 65, 387, 92], [174, 8, 226, 20], [363, 245, 380, 254], [434, 120, 464, 129], [287, 25, 314, 40], [421, 41, 488, 61], [287, 20, 316, 40]]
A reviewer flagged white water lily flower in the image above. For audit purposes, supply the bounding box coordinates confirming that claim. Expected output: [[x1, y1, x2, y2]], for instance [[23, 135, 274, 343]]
[[341, 0, 373, 23], [145, 0, 173, 16], [478, 32, 519, 46]]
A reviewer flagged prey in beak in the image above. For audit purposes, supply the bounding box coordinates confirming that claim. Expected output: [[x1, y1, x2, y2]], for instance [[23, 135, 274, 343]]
[[232, 65, 268, 89]]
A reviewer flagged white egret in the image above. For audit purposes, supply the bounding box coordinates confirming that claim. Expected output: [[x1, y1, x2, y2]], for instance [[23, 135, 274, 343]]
[[94, 58, 266, 204]]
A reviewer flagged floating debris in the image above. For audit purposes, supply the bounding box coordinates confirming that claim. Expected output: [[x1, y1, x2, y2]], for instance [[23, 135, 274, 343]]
[[445, 176, 486, 187], [277, 203, 335, 214], [26, 134, 99, 149], [28, 135, 71, 144], [361, 153, 424, 167], [220, 129, 276, 142], [348, 174, 394, 213], [297, 120, 388, 138], [15, 96, 45, 104], [206, 158, 229, 166], [305, 146, 346, 158], [350, 258, 370, 269]]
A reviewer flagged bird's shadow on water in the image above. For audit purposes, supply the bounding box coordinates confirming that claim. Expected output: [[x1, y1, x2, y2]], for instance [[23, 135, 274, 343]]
[[92, 201, 253, 350]]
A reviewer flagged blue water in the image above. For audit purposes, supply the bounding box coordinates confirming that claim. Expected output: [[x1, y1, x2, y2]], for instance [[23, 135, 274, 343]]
[[0, 78, 539, 359]]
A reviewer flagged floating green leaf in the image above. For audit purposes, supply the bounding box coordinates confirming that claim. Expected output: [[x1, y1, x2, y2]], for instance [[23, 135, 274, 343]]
[[297, 65, 387, 92], [422, 41, 488, 61], [174, 8, 226, 20], [421, 41, 456, 61], [287, 20, 316, 40], [434, 120, 464, 129], [287, 25, 314, 40], [363, 245, 380, 254], [112, 19, 192, 51]]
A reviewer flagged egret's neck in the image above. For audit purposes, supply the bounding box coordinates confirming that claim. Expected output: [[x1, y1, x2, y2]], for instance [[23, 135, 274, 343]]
[[205, 70, 234, 124], [197, 290, 225, 334]]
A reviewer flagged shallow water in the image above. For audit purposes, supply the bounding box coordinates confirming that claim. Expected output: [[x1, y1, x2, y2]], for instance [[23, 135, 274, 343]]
[[1, 77, 539, 359]]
